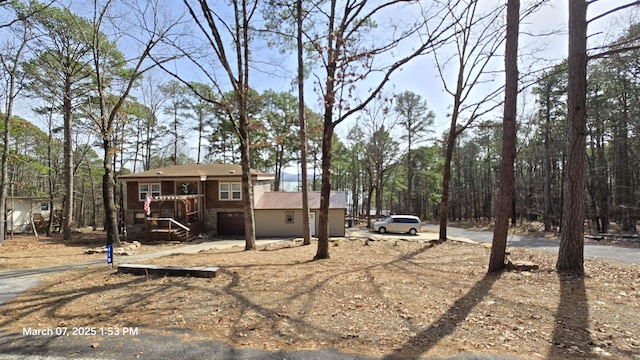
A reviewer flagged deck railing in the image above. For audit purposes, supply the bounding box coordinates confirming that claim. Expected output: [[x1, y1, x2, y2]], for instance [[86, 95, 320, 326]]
[[146, 217, 190, 241]]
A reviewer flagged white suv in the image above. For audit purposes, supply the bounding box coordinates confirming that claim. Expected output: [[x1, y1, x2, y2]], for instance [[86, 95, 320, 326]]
[[372, 215, 422, 235]]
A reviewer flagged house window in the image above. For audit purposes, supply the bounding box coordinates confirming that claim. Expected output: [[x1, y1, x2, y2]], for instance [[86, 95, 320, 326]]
[[41, 202, 49, 211], [139, 183, 161, 201], [179, 182, 197, 194], [285, 211, 294, 224], [220, 182, 241, 200]]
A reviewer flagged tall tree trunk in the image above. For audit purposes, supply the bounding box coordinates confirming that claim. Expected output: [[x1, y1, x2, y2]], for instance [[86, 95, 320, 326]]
[[80, 182, 86, 228], [240, 129, 256, 250], [375, 164, 383, 217], [543, 82, 553, 232], [197, 114, 203, 163], [407, 128, 413, 214], [297, 0, 311, 246], [557, 0, 587, 273], [489, 0, 520, 273], [315, 120, 334, 259], [173, 106, 178, 165], [88, 161, 97, 230], [63, 73, 74, 241], [274, 145, 282, 191], [439, 130, 456, 242], [240, 0, 256, 250], [350, 161, 359, 220], [596, 135, 608, 233], [47, 102, 55, 237], [103, 139, 121, 247], [613, 84, 634, 232], [0, 106, 11, 247], [314, 0, 337, 260]]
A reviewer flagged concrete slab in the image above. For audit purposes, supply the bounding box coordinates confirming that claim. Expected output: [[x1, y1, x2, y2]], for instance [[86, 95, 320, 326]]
[[118, 264, 219, 278]]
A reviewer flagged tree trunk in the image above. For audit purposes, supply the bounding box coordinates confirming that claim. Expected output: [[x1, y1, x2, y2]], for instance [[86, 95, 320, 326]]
[[557, 0, 587, 273], [197, 114, 203, 163], [79, 182, 86, 228], [173, 106, 179, 165], [315, 121, 334, 259], [543, 82, 553, 232], [613, 82, 634, 232], [240, 135, 256, 250], [103, 139, 121, 247], [407, 128, 413, 214], [46, 101, 56, 237], [0, 111, 10, 247], [240, 0, 256, 251], [489, 0, 520, 273], [439, 130, 456, 242], [366, 181, 374, 227], [88, 158, 98, 230], [596, 135, 608, 233], [314, 0, 338, 260], [297, 0, 311, 246], [375, 166, 383, 217], [63, 73, 74, 241]]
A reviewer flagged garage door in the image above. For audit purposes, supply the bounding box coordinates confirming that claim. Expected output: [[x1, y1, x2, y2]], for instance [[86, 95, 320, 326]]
[[217, 212, 245, 236]]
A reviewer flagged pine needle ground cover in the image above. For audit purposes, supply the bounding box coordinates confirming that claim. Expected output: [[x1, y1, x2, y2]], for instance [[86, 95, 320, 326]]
[[1, 235, 638, 359]]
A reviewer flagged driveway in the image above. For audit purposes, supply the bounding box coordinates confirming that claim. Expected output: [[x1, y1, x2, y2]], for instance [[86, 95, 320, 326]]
[[345, 226, 440, 242], [0, 239, 284, 308]]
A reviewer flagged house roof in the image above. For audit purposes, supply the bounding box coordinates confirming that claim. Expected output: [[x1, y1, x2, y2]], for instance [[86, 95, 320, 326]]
[[255, 191, 347, 210], [119, 163, 274, 181]]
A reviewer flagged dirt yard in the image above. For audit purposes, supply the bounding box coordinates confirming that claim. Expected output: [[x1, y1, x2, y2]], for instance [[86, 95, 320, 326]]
[[0, 229, 639, 359], [0, 231, 182, 271]]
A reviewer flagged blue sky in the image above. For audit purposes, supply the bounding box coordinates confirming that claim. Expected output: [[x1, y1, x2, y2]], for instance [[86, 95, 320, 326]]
[[9, 0, 639, 167]]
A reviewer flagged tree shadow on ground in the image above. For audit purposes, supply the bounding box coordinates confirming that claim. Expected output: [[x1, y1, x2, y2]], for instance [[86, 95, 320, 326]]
[[382, 272, 501, 359], [548, 272, 594, 359], [214, 243, 440, 342]]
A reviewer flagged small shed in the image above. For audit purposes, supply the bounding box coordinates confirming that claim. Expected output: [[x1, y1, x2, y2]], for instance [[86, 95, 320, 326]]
[[254, 191, 347, 237], [4, 197, 53, 234]]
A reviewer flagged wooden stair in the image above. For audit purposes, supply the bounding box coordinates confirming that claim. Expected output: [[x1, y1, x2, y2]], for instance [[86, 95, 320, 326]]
[[172, 227, 198, 242], [147, 217, 197, 242]]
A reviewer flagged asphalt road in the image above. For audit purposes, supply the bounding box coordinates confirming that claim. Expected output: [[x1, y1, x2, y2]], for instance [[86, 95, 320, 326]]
[[0, 327, 524, 360], [421, 224, 640, 264], [2, 227, 637, 359]]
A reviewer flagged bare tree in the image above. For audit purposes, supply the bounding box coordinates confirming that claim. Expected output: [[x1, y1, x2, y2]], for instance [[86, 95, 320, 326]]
[[156, 0, 260, 250], [308, 0, 453, 259], [136, 73, 169, 172], [434, 1, 506, 242], [83, 0, 183, 248], [489, 0, 520, 273], [361, 97, 400, 219]]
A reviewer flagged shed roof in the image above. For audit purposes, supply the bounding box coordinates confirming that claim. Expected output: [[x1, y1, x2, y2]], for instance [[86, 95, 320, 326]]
[[255, 191, 347, 210], [119, 163, 273, 181]]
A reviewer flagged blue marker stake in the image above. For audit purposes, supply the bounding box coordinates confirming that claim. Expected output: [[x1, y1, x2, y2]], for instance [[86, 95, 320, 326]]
[[107, 244, 113, 265]]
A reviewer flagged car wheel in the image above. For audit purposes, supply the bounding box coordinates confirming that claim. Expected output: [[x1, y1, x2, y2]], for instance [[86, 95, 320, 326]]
[[379, 227, 386, 234], [409, 228, 417, 235]]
